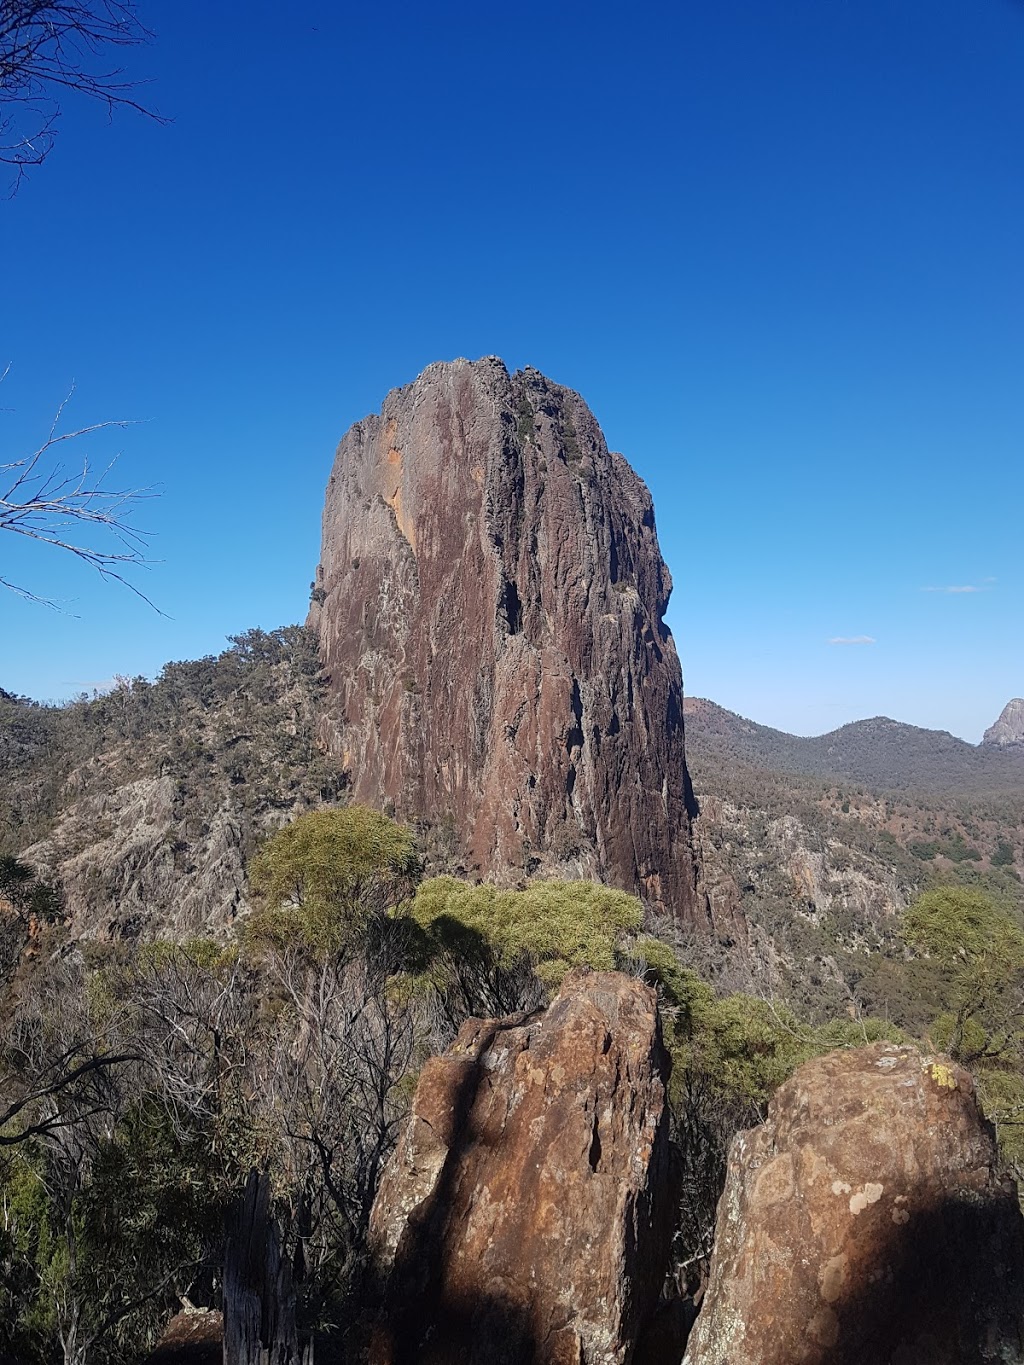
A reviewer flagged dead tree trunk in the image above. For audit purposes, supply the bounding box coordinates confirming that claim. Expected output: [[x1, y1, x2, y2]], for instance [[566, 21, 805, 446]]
[[224, 1170, 308, 1365]]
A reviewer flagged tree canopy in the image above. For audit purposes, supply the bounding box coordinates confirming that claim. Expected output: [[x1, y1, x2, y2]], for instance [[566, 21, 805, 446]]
[[411, 876, 643, 987], [248, 805, 422, 955]]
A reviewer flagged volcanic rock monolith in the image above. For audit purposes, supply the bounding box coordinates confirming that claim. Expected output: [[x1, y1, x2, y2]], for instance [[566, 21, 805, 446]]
[[684, 1043, 1024, 1365], [308, 357, 703, 920], [366, 969, 676, 1365]]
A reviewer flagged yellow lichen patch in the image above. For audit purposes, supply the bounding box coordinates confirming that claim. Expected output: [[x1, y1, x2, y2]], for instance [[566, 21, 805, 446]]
[[928, 1062, 957, 1090]]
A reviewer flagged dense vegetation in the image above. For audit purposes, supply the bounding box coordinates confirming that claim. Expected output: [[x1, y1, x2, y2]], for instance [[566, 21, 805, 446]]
[[0, 626, 344, 860], [684, 696, 1024, 1027], [2, 804, 1023, 1364], [3, 642, 1024, 1362]]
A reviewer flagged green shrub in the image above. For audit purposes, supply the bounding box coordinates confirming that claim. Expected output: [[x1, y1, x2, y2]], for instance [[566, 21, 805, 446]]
[[248, 805, 422, 955], [411, 876, 642, 987]]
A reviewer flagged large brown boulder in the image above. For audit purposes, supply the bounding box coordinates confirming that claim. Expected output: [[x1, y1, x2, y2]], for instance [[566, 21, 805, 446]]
[[308, 356, 703, 921], [684, 1043, 1024, 1365], [367, 969, 676, 1365]]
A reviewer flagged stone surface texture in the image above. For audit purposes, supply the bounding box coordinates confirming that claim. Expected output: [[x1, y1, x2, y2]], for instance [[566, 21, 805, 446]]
[[308, 357, 702, 920], [684, 1043, 1024, 1365], [984, 698, 1024, 748], [144, 1309, 223, 1365], [367, 969, 675, 1365]]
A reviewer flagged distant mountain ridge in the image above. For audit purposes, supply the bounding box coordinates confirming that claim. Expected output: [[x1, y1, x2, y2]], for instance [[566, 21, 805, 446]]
[[683, 697, 1024, 795]]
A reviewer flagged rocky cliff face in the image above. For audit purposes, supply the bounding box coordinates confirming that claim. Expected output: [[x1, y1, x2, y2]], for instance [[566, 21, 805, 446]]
[[309, 357, 702, 920], [367, 969, 675, 1365], [984, 698, 1024, 748], [684, 1043, 1024, 1365]]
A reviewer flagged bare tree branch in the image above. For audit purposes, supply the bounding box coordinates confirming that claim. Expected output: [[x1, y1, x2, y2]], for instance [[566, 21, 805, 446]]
[[0, 0, 166, 191], [0, 1045, 140, 1144], [1, 379, 165, 612]]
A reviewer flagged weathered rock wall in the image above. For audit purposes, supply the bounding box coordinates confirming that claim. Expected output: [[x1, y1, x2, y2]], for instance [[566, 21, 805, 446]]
[[367, 969, 675, 1365], [309, 357, 703, 920], [684, 1043, 1024, 1365]]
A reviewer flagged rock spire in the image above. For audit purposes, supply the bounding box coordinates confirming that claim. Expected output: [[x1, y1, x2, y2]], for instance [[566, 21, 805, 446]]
[[309, 357, 702, 919]]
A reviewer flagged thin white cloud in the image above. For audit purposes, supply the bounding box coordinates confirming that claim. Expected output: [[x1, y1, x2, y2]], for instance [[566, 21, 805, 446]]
[[921, 583, 991, 594], [828, 635, 876, 646]]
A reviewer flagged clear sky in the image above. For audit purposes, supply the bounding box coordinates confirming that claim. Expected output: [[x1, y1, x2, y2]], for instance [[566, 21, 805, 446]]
[[2, 0, 1021, 741]]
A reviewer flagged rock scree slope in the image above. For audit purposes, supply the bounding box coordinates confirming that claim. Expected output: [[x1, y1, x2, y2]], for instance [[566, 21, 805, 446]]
[[684, 1043, 1024, 1365], [366, 968, 676, 1365], [309, 357, 702, 919]]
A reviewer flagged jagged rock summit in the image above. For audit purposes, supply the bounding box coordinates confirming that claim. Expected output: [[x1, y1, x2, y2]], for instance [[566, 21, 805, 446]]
[[309, 357, 702, 919], [984, 698, 1024, 748]]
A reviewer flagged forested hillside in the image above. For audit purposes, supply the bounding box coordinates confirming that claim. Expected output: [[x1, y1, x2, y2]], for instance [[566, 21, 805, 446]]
[[3, 644, 1024, 1363], [685, 697, 1024, 794]]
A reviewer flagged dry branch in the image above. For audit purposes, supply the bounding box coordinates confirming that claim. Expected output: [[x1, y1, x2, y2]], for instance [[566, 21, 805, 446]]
[[0, 0, 166, 189], [1, 380, 162, 610]]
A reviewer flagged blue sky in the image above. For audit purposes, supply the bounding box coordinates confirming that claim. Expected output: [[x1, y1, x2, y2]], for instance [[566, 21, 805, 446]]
[[1, 0, 1021, 741]]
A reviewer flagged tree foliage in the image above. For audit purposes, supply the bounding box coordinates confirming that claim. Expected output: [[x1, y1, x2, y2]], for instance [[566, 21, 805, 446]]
[[249, 805, 422, 956], [411, 876, 643, 988]]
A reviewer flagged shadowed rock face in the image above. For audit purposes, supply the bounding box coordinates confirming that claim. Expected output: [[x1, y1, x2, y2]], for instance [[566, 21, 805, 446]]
[[309, 357, 702, 920], [684, 1043, 1024, 1365], [367, 969, 676, 1365]]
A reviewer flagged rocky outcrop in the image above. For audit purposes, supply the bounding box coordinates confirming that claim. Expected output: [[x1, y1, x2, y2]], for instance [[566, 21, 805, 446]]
[[984, 698, 1024, 748], [309, 357, 702, 920], [367, 969, 675, 1365], [144, 1309, 222, 1365], [684, 1043, 1024, 1365], [5, 630, 339, 944]]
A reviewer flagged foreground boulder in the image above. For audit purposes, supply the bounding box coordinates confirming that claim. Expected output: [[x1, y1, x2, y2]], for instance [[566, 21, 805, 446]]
[[368, 969, 675, 1364], [684, 1043, 1024, 1365], [309, 357, 703, 921], [144, 1309, 222, 1365]]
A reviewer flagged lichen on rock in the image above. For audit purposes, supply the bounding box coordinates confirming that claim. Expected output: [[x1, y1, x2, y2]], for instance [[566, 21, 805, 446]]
[[684, 1042, 1024, 1364]]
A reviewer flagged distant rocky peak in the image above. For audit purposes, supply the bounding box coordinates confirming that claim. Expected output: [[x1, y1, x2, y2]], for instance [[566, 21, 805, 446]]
[[983, 698, 1024, 748]]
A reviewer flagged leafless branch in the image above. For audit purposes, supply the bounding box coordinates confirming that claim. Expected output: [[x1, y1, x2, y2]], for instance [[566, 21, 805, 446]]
[[1, 380, 164, 612], [0, 0, 167, 190]]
